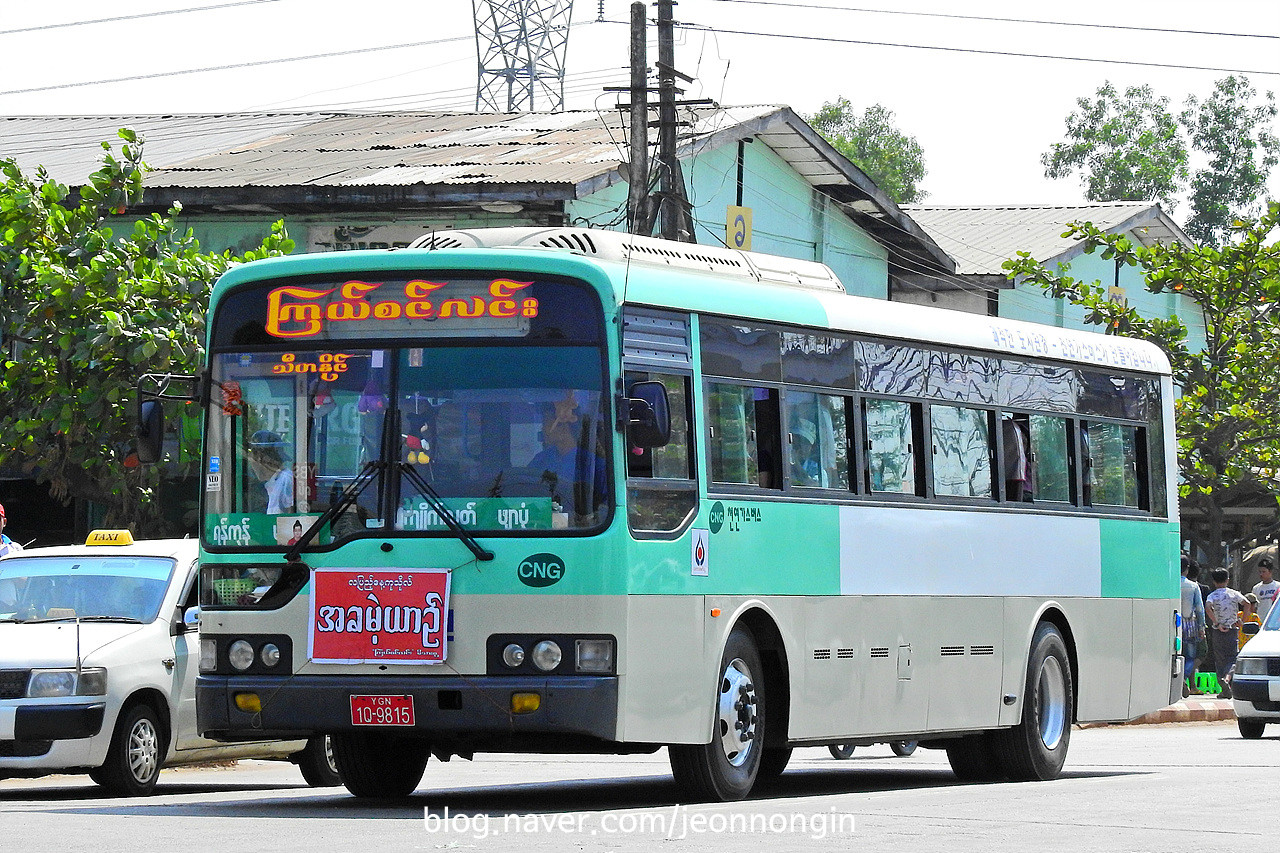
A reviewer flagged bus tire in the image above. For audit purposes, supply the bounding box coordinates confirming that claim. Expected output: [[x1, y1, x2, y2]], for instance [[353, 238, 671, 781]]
[[828, 744, 855, 760], [91, 703, 167, 796], [945, 735, 1004, 782], [331, 732, 429, 798], [669, 626, 765, 801], [991, 622, 1073, 781], [890, 740, 918, 757], [758, 746, 792, 779], [296, 735, 343, 787]]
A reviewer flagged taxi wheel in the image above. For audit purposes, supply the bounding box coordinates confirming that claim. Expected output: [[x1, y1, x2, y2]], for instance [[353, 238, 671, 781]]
[[1238, 719, 1266, 739], [92, 704, 167, 796], [297, 735, 343, 787]]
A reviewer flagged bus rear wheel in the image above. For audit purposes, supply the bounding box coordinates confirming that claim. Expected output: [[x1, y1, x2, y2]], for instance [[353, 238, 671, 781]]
[[945, 735, 1004, 782], [669, 626, 765, 801], [331, 732, 429, 798], [991, 622, 1073, 781]]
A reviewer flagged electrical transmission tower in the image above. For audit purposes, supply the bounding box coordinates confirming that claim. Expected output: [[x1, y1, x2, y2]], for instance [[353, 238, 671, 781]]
[[473, 0, 575, 112]]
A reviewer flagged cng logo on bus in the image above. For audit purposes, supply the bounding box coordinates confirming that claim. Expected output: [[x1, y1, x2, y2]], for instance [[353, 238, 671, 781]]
[[518, 553, 565, 587], [708, 501, 725, 534]]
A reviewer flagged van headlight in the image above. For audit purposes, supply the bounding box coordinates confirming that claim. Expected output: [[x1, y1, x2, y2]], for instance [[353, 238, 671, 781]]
[[1237, 657, 1268, 676], [28, 667, 108, 698]]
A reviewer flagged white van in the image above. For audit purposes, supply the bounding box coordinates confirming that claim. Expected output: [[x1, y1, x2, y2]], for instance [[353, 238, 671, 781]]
[[0, 531, 339, 795]]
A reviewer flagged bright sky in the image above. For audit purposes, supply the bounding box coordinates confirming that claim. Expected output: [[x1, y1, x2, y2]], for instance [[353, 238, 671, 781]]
[[1, 0, 1277, 210]]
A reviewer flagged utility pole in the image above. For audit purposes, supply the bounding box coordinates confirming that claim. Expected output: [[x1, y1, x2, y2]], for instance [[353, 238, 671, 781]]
[[608, 0, 706, 240], [473, 0, 574, 112], [651, 0, 697, 242], [626, 2, 650, 234]]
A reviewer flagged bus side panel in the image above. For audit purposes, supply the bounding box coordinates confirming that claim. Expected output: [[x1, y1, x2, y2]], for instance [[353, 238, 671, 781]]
[[1129, 597, 1179, 718], [1000, 597, 1135, 726], [619, 595, 709, 744], [923, 596, 1006, 733]]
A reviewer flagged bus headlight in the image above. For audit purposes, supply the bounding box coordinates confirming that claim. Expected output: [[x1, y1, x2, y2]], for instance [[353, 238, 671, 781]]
[[228, 640, 255, 671], [260, 643, 282, 668], [531, 640, 562, 672], [575, 639, 614, 673], [200, 638, 218, 673], [1237, 657, 1268, 676], [502, 643, 526, 667]]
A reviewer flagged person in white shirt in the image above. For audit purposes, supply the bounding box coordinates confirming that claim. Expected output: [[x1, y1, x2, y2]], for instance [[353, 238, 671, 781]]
[[247, 431, 295, 515], [0, 502, 23, 558], [1206, 567, 1253, 698], [1252, 557, 1280, 622]]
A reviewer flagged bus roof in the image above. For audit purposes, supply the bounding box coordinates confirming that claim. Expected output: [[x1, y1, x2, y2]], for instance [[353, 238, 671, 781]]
[[212, 227, 1172, 377]]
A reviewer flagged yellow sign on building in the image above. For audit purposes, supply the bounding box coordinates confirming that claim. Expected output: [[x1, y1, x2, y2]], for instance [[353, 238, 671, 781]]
[[727, 206, 752, 251]]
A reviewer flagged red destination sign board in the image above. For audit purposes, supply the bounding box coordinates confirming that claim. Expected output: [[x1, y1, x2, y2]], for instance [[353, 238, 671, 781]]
[[309, 569, 450, 664]]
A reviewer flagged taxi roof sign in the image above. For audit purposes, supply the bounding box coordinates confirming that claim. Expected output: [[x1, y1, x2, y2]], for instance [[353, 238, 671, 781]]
[[86, 529, 135, 546]]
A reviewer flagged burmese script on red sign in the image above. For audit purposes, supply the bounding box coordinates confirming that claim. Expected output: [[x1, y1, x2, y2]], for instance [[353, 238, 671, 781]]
[[309, 569, 450, 664]]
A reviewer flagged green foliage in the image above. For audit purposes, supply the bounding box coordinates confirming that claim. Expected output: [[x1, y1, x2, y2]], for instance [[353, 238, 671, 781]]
[[0, 131, 294, 535], [1043, 76, 1280, 248], [1003, 202, 1280, 566], [1182, 76, 1280, 247], [808, 98, 928, 204], [1041, 82, 1187, 207]]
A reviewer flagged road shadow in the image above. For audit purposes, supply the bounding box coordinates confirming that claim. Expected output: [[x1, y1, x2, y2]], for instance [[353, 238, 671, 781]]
[[15, 761, 1148, 819]]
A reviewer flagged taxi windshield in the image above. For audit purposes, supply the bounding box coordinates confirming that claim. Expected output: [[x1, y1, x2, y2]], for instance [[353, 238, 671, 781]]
[[0, 556, 176, 623]]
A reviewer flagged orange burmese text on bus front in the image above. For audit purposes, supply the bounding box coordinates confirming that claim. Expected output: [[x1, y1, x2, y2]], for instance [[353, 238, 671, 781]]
[[264, 279, 539, 338]]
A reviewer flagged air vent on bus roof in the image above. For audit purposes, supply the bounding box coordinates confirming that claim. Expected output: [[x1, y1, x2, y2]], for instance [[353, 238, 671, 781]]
[[404, 227, 845, 294]]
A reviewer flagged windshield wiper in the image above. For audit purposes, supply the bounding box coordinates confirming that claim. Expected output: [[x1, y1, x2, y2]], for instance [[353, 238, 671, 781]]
[[76, 615, 144, 624], [398, 461, 494, 562], [284, 460, 383, 563]]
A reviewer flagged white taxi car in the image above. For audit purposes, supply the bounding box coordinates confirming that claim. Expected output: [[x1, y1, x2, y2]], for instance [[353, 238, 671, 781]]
[[0, 531, 339, 795], [1231, 602, 1280, 738]]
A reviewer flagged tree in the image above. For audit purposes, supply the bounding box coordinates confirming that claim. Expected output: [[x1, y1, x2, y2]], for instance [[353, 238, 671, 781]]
[[1041, 81, 1187, 207], [0, 130, 293, 536], [1182, 75, 1280, 247], [808, 98, 928, 204], [1003, 202, 1280, 569]]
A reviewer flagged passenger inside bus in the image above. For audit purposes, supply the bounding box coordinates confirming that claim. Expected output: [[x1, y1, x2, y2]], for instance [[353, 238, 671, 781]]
[[528, 393, 607, 516]]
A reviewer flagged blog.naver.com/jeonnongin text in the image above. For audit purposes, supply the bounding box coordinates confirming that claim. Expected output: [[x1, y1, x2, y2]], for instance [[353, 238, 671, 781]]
[[423, 805, 857, 840]]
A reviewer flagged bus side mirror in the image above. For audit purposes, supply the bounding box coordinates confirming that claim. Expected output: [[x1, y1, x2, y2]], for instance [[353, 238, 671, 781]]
[[627, 381, 670, 448], [137, 400, 165, 464]]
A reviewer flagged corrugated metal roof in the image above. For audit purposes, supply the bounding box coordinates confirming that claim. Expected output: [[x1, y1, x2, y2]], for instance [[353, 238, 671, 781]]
[[901, 203, 1191, 276], [0, 107, 954, 274]]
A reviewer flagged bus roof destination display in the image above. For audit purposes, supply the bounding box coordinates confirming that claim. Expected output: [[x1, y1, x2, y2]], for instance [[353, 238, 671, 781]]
[[265, 278, 538, 340]]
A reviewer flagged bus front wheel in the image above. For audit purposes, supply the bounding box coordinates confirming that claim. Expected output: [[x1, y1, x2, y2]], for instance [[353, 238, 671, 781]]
[[669, 626, 766, 801], [991, 622, 1073, 781], [331, 732, 429, 798]]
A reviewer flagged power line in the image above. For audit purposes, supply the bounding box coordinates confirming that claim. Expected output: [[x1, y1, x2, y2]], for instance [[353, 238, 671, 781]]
[[669, 21, 1280, 77], [0, 0, 284, 37], [0, 35, 476, 97], [700, 0, 1280, 42]]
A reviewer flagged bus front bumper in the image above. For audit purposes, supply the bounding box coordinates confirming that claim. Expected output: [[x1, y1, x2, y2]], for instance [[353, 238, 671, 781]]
[[197, 674, 619, 742]]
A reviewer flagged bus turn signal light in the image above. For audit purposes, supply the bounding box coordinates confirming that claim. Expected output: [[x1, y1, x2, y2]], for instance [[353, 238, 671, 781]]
[[511, 692, 541, 714], [234, 693, 263, 713]]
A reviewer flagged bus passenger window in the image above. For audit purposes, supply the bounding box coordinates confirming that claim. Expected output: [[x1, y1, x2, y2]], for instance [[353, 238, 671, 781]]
[[931, 405, 994, 499], [1028, 414, 1072, 503], [1086, 422, 1142, 509], [708, 383, 780, 489], [1000, 414, 1033, 502], [786, 391, 850, 490], [864, 398, 919, 496]]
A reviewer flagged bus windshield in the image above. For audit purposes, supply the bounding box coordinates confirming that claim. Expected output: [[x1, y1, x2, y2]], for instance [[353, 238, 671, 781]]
[[204, 343, 609, 548]]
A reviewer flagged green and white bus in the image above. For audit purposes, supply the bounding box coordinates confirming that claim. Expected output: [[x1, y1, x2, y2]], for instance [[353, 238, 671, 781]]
[[178, 227, 1181, 801]]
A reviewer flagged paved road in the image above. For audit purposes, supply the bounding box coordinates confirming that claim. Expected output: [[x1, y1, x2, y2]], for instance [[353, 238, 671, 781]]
[[0, 721, 1271, 852]]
